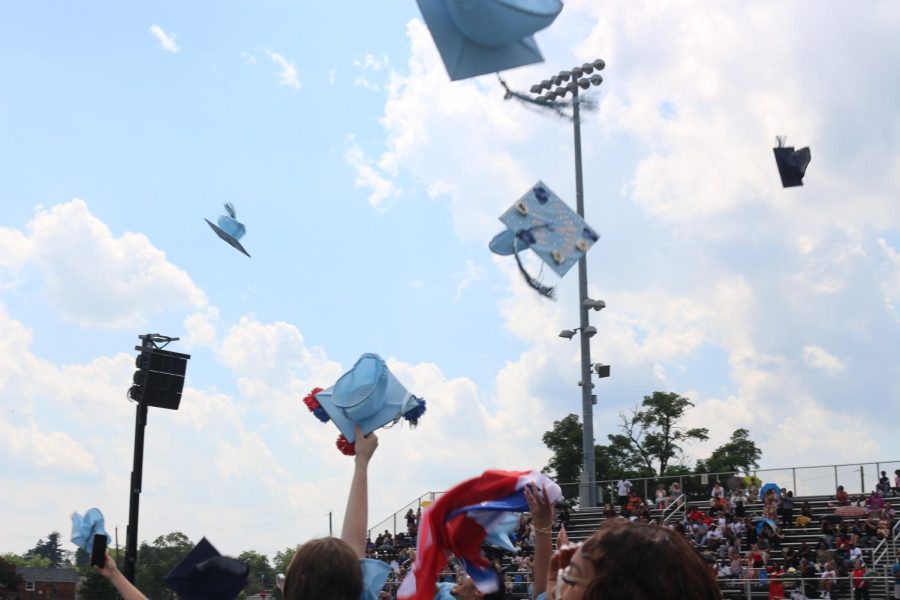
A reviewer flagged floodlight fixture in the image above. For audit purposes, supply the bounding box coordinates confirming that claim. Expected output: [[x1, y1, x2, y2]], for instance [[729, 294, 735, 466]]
[[583, 298, 606, 311], [559, 329, 576, 339], [584, 325, 597, 337], [530, 84, 543, 94], [578, 78, 591, 90], [571, 66, 584, 77]]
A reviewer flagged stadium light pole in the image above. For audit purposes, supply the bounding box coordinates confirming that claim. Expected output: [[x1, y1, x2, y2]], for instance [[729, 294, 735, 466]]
[[529, 59, 605, 508]]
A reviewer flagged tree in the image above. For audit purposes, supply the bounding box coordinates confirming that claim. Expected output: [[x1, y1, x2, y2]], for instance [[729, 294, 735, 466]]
[[541, 414, 584, 495], [271, 547, 296, 600], [237, 551, 273, 595], [78, 570, 118, 600], [696, 428, 762, 475], [24, 532, 64, 567], [1, 553, 50, 568], [542, 414, 650, 501], [617, 392, 709, 476], [135, 532, 194, 600]]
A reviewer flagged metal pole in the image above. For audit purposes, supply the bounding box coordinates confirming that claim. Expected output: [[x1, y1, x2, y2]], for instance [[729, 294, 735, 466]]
[[572, 84, 597, 509], [792, 468, 797, 495], [834, 465, 838, 491], [124, 400, 148, 583], [860, 465, 865, 494], [329, 511, 332, 537]]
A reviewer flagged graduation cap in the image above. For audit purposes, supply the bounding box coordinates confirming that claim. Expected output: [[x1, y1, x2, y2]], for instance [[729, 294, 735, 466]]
[[303, 353, 426, 455], [205, 203, 251, 257], [489, 181, 599, 298], [165, 538, 249, 600], [417, 0, 563, 81], [70, 507, 111, 553], [773, 136, 811, 187]]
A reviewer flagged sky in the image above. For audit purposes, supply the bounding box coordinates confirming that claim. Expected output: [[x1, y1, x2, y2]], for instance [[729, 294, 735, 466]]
[[1, 0, 899, 562]]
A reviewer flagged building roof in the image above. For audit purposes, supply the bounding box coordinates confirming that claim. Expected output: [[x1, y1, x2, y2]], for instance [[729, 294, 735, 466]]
[[17, 568, 81, 583]]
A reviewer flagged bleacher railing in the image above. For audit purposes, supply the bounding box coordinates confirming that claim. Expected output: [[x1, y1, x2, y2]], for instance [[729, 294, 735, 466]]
[[366, 460, 899, 536], [588, 460, 900, 505], [718, 575, 896, 600]]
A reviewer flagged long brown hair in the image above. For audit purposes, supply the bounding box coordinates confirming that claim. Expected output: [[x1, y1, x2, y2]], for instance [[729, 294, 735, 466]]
[[283, 537, 362, 600], [580, 520, 720, 600]]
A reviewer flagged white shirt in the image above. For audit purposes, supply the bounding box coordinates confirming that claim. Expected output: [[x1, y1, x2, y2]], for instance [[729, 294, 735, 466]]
[[617, 480, 632, 496]]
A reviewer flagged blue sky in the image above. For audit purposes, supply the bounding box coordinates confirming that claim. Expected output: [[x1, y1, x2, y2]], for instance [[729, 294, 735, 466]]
[[2, 0, 899, 560]]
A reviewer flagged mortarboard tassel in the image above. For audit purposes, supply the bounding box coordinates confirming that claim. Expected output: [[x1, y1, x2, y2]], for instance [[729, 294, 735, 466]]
[[303, 387, 330, 423], [403, 397, 427, 426], [512, 235, 555, 299], [336, 434, 356, 456]]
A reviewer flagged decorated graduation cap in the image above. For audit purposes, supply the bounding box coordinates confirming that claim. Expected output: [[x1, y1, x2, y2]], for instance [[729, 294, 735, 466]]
[[70, 507, 111, 553], [397, 470, 562, 600], [205, 203, 251, 257], [165, 537, 249, 600], [773, 136, 811, 187], [417, 0, 563, 81], [303, 353, 426, 455], [489, 181, 599, 298]]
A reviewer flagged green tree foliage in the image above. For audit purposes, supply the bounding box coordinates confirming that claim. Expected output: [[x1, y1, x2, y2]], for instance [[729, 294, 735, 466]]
[[24, 531, 64, 567], [271, 547, 296, 600], [78, 570, 118, 600], [0, 556, 24, 593], [541, 414, 584, 490], [237, 550, 273, 596], [135, 532, 194, 600], [0, 553, 51, 568], [543, 393, 760, 502], [695, 428, 762, 475], [617, 391, 709, 476]]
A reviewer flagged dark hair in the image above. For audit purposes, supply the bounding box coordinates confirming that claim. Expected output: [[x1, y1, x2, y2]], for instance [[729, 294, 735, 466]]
[[283, 537, 362, 600], [580, 520, 721, 600]]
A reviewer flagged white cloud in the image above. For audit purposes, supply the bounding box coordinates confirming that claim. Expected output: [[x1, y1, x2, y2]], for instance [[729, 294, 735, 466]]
[[0, 200, 207, 328], [454, 260, 485, 301], [0, 414, 98, 473], [344, 140, 400, 211], [353, 53, 389, 71], [183, 307, 221, 348], [265, 49, 301, 89], [802, 345, 845, 374], [149, 25, 179, 53]]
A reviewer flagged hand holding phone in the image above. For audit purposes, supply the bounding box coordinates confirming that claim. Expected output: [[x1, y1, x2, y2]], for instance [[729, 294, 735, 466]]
[[91, 534, 108, 568]]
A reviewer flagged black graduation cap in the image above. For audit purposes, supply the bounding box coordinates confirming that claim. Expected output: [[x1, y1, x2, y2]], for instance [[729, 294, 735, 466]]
[[165, 538, 249, 600], [773, 136, 811, 188]]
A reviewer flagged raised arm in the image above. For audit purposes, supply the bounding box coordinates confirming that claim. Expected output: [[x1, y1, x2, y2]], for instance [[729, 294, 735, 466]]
[[95, 553, 148, 600], [341, 426, 378, 558], [525, 484, 554, 597]]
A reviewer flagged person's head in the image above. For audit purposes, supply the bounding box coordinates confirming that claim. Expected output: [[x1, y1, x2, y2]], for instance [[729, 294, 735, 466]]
[[283, 537, 361, 600], [451, 565, 506, 600], [838, 485, 845, 492], [555, 520, 719, 600]]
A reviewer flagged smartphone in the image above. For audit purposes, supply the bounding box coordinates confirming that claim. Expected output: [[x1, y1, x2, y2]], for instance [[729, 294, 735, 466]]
[[90, 534, 107, 568]]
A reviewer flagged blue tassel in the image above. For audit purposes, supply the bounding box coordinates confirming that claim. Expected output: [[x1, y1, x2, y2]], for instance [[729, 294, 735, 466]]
[[403, 397, 426, 426], [313, 407, 330, 423]]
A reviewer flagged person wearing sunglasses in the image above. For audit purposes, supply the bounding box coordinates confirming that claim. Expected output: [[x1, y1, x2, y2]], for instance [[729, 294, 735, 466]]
[[542, 519, 721, 599]]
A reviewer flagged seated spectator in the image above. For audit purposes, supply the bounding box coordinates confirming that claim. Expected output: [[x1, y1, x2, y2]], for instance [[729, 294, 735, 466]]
[[834, 485, 850, 506], [878, 471, 892, 497], [820, 519, 836, 547], [893, 469, 900, 496], [815, 540, 832, 567], [654, 484, 668, 509], [795, 501, 814, 527], [602, 503, 617, 520], [866, 490, 885, 513], [544, 519, 720, 599], [668, 481, 683, 506]]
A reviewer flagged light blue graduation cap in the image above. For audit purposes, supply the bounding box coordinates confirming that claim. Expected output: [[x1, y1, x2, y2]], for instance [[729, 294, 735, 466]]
[[70, 507, 111, 553], [417, 0, 564, 81], [489, 181, 599, 298], [304, 353, 427, 455], [205, 203, 250, 257]]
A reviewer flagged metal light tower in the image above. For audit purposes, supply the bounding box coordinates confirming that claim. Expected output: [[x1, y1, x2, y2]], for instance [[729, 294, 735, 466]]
[[528, 60, 606, 507]]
